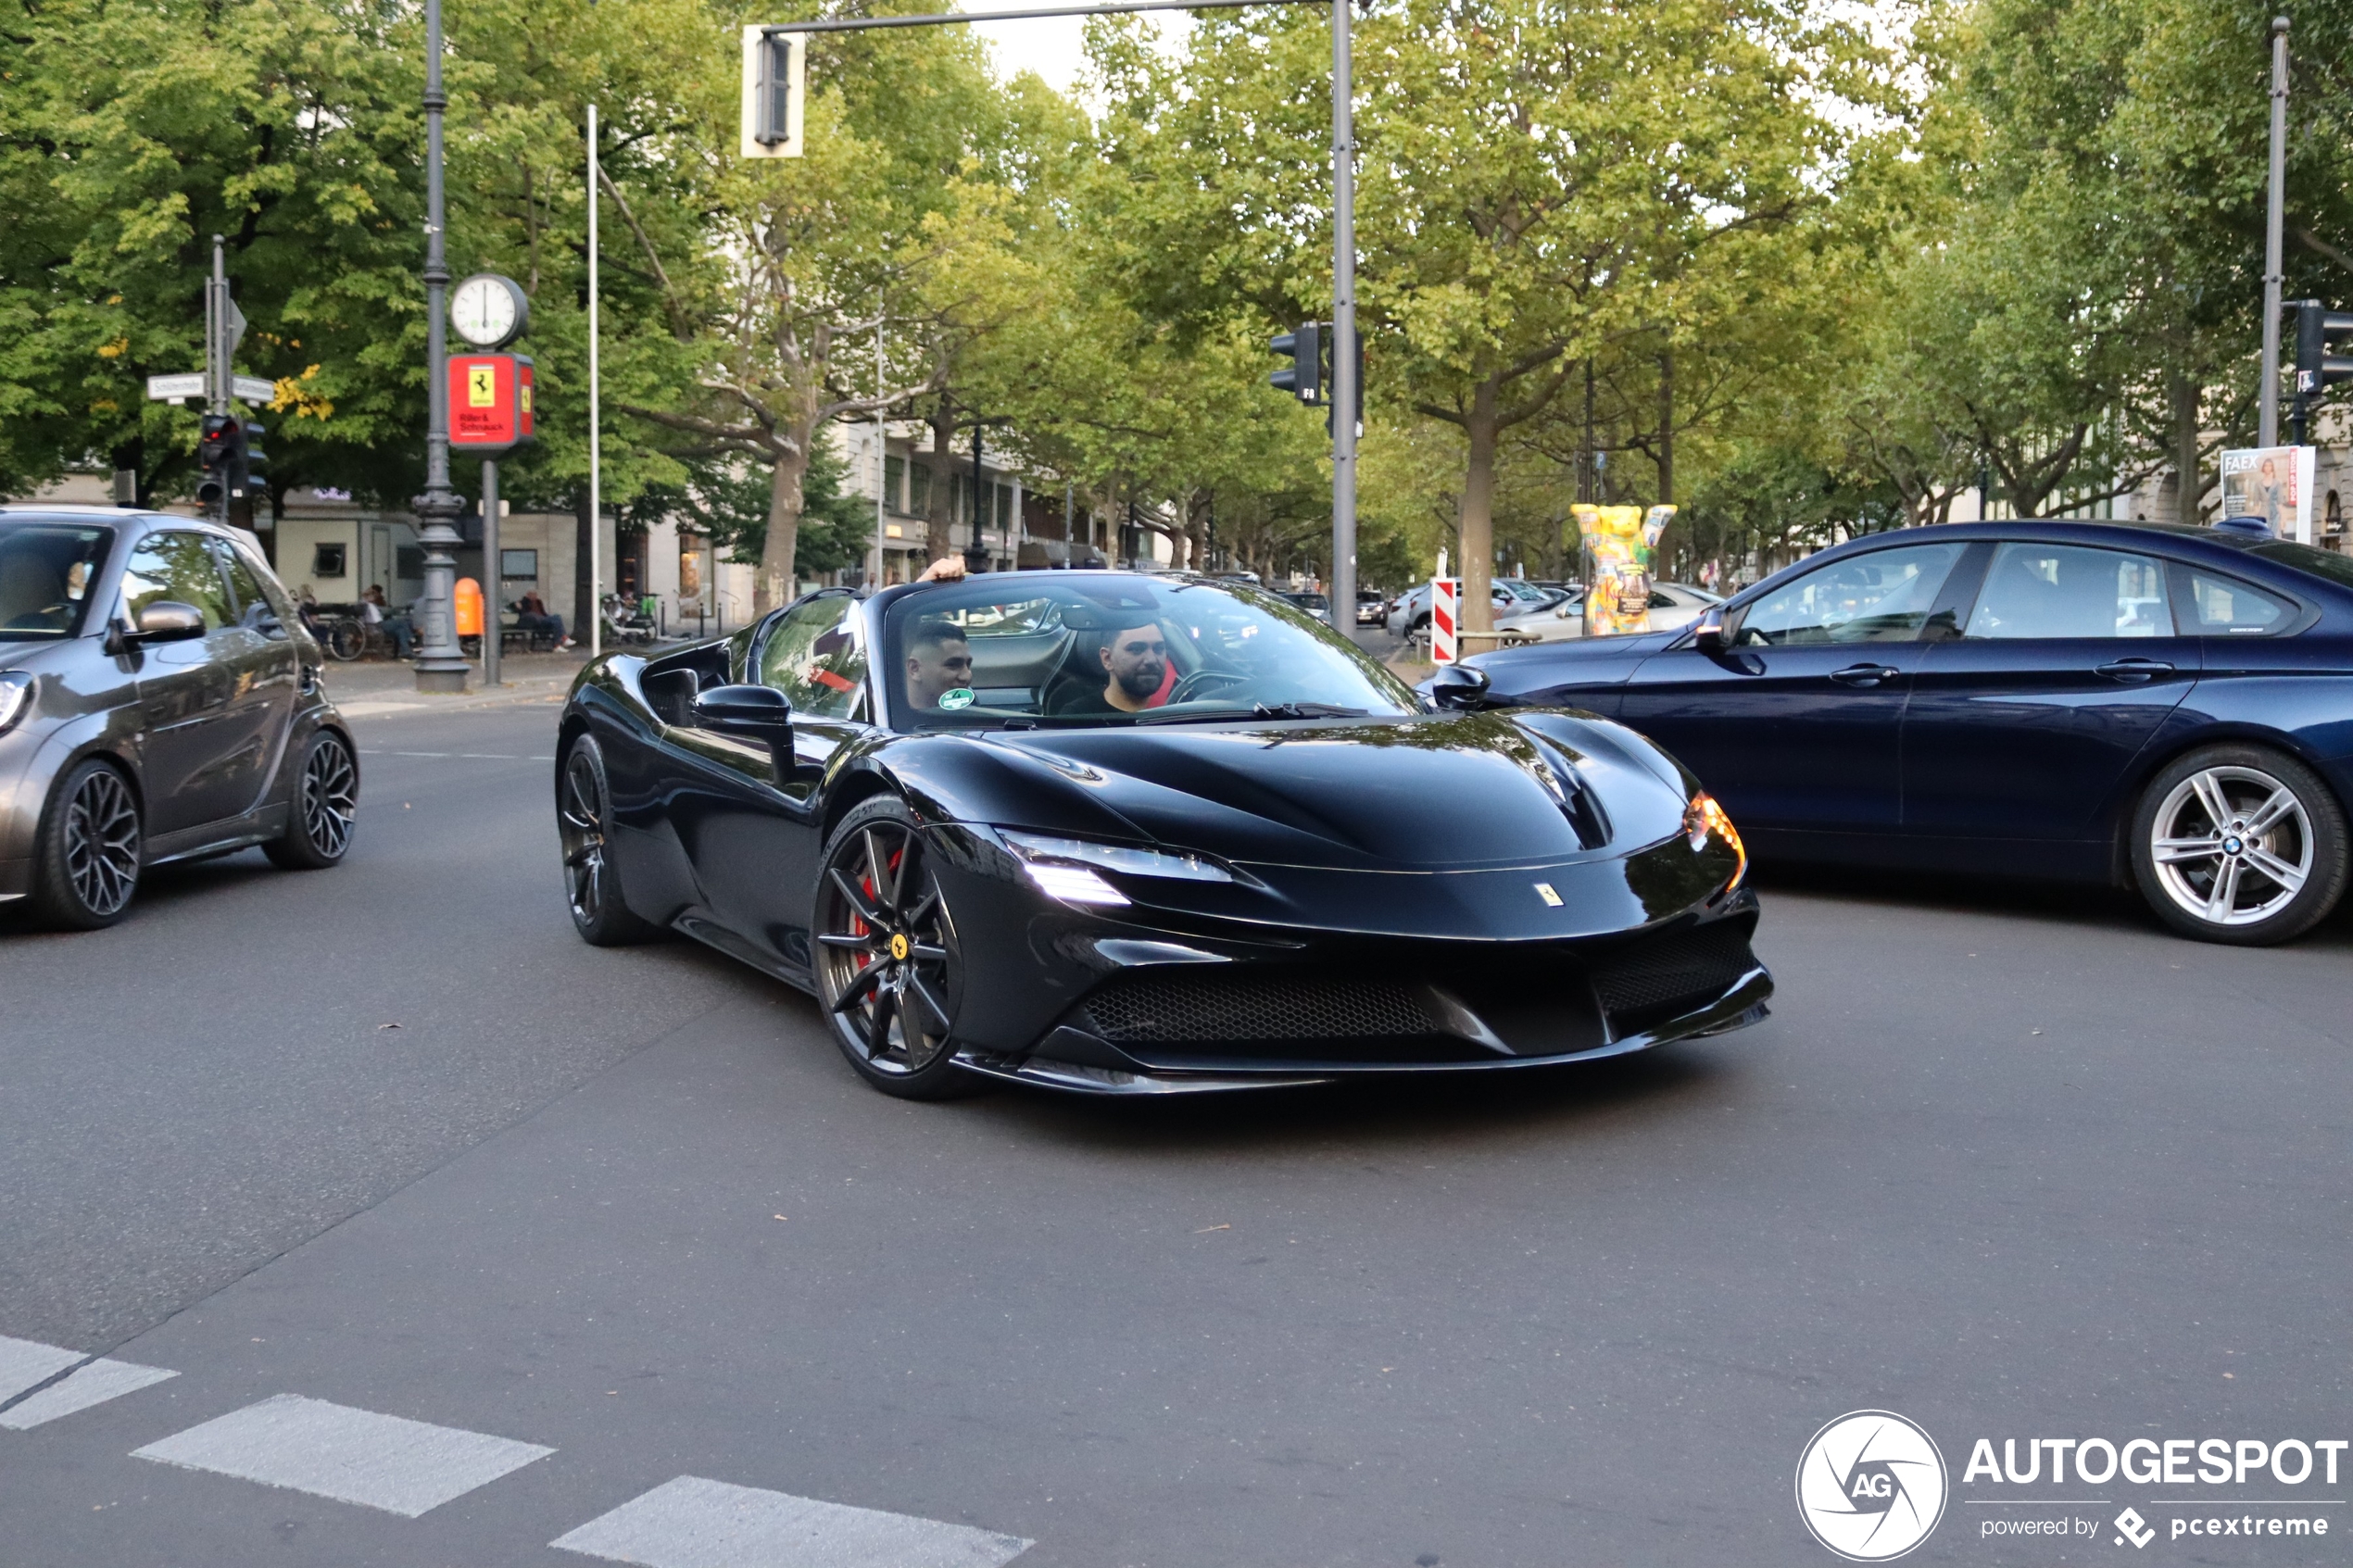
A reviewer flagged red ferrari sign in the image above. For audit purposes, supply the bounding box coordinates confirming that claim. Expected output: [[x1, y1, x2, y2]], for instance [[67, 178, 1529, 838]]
[[448, 354, 535, 452]]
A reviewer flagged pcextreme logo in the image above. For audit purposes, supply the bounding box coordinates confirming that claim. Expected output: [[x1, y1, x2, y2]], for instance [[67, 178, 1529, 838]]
[[1796, 1411, 1951, 1562]]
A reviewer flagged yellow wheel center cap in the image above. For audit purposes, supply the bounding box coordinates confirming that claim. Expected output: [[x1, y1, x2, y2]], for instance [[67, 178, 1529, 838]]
[[888, 933, 911, 961]]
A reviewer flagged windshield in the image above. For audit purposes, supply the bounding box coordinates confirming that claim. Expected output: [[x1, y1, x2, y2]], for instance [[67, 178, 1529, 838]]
[[884, 573, 1419, 730], [0, 523, 113, 641]]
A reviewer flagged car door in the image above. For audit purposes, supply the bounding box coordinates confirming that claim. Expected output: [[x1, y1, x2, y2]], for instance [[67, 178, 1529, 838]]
[[117, 531, 243, 834], [679, 593, 871, 971], [205, 537, 301, 821], [1904, 540, 2202, 854], [1615, 540, 1973, 837]]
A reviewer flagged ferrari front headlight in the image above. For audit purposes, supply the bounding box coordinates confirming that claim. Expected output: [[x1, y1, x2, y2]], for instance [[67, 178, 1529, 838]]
[[1000, 831, 1235, 907], [0, 672, 32, 737]]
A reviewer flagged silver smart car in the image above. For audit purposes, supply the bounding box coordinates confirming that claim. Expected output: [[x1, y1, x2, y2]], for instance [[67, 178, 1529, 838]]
[[0, 506, 357, 928]]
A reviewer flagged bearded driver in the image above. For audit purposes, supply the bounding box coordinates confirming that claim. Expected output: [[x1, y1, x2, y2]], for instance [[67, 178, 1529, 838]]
[[1051, 621, 1174, 714]]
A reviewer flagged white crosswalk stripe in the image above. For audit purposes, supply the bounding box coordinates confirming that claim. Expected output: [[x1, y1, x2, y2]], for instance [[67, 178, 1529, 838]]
[[0, 1357, 176, 1429], [0, 1335, 85, 1404], [132, 1393, 554, 1518], [551, 1475, 1033, 1568]]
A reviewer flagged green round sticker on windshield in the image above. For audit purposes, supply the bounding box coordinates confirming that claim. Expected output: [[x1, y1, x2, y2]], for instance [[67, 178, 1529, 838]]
[[937, 687, 975, 711]]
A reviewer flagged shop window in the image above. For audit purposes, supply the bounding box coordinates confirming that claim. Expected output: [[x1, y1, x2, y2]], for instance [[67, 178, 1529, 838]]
[[498, 548, 538, 581]]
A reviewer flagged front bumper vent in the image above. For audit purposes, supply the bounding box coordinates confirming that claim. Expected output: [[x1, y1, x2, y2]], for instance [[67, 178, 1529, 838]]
[[1082, 971, 1440, 1046], [1584, 922, 1760, 1035]]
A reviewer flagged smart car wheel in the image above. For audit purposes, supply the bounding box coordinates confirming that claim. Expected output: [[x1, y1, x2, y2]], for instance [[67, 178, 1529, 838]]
[[2130, 744, 2349, 947], [813, 797, 979, 1100], [31, 759, 142, 929], [264, 729, 358, 869], [558, 734, 658, 946]]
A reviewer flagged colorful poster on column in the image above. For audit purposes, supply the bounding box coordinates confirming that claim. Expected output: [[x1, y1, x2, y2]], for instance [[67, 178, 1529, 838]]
[[1572, 504, 1675, 635], [2219, 446, 2315, 543]]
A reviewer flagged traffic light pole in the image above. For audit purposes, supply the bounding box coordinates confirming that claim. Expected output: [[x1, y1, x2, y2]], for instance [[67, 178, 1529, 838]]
[[209, 237, 230, 528], [1329, 0, 1356, 637], [411, 0, 472, 693]]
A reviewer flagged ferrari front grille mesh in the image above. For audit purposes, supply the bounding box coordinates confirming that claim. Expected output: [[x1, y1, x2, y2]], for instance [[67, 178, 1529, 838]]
[[1584, 922, 1757, 1024], [1082, 972, 1439, 1045]]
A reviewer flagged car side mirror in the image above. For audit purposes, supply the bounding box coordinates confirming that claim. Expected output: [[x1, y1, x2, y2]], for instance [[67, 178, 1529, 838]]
[[130, 601, 208, 644], [1428, 663, 1491, 711], [1692, 608, 1728, 654], [691, 683, 793, 737]]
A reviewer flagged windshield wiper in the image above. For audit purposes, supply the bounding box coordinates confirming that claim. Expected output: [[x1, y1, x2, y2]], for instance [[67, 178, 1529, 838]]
[[1252, 701, 1365, 719]]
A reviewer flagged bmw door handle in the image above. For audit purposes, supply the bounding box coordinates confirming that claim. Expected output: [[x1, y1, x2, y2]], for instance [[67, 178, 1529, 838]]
[[2094, 658, 2173, 684], [1829, 663, 1900, 687]]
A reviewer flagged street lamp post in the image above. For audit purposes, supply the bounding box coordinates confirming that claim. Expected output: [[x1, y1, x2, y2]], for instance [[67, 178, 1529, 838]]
[[1328, 0, 1357, 638], [412, 0, 471, 693], [2259, 15, 2289, 450]]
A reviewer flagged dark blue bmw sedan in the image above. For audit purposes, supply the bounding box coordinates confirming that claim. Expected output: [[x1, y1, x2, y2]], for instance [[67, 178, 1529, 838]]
[[1438, 521, 2353, 945]]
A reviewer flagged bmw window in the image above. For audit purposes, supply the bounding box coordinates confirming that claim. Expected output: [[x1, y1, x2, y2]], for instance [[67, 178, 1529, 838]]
[[1731, 542, 1965, 646], [1966, 544, 2171, 639], [2179, 569, 2295, 634], [0, 523, 112, 640]]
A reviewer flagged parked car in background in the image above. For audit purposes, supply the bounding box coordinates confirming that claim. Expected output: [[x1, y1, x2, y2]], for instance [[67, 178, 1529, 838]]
[[1496, 582, 1722, 645], [0, 507, 358, 929], [1356, 590, 1385, 625], [1282, 590, 1333, 624], [1442, 520, 2353, 946], [1385, 578, 1552, 637]]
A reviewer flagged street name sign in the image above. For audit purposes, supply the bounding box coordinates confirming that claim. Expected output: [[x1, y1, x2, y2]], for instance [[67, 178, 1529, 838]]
[[233, 375, 276, 404], [146, 373, 206, 401]]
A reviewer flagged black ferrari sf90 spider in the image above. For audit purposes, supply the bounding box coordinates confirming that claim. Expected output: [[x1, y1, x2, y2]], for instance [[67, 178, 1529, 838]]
[[553, 571, 1768, 1098]]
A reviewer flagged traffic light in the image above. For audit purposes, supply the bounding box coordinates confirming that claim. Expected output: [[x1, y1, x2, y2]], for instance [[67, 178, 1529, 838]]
[[738, 28, 805, 157], [1327, 324, 1364, 439], [195, 414, 239, 506], [234, 420, 268, 501], [1271, 323, 1323, 405], [2293, 299, 2353, 445]]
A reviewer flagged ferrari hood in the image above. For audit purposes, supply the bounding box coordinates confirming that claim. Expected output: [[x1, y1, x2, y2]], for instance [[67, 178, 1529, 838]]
[[982, 710, 1692, 872]]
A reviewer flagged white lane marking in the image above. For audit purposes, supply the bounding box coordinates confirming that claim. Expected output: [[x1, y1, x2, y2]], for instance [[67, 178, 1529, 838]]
[[0, 1358, 176, 1429], [387, 751, 452, 758], [132, 1393, 553, 1518], [551, 1475, 1033, 1568], [0, 1335, 85, 1403], [335, 700, 429, 717], [457, 753, 523, 759]]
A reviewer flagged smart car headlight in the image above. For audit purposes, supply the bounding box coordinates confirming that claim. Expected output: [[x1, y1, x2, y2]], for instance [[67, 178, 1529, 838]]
[[0, 672, 31, 737], [1685, 791, 1746, 888], [1000, 831, 1235, 907]]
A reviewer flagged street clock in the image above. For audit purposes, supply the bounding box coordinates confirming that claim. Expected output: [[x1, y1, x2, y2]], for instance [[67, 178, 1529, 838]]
[[451, 273, 529, 349]]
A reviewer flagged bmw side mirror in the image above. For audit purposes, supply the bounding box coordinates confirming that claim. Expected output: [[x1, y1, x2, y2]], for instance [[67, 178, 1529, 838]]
[[130, 602, 208, 644], [691, 683, 794, 737], [1428, 663, 1491, 711], [1692, 608, 1728, 655]]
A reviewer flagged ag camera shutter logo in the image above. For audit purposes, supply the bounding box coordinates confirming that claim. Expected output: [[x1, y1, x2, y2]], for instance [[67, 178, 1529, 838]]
[[1796, 1411, 1949, 1561]]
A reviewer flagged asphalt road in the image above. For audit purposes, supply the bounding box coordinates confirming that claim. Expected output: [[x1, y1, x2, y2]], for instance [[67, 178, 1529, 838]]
[[3, 691, 2350, 1567]]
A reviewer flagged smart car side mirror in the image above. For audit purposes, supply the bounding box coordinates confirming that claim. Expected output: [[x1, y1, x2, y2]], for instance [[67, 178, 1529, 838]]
[[1692, 608, 1728, 654], [130, 602, 208, 644], [691, 683, 793, 737], [1428, 663, 1491, 711]]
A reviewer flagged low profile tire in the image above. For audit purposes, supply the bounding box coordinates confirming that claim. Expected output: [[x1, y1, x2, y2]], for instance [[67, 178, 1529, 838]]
[[264, 729, 359, 870], [31, 759, 143, 930], [2130, 744, 2350, 947], [812, 796, 981, 1100], [558, 734, 660, 946]]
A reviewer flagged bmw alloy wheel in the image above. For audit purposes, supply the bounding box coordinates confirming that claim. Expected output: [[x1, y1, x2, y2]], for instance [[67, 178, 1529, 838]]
[[64, 766, 141, 919], [2147, 764, 2313, 928], [814, 806, 965, 1092]]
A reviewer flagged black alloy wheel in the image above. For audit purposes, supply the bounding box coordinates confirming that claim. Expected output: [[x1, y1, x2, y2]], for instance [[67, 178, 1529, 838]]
[[2130, 743, 2350, 947], [813, 797, 977, 1099], [31, 759, 142, 929], [265, 730, 359, 869], [559, 734, 657, 945]]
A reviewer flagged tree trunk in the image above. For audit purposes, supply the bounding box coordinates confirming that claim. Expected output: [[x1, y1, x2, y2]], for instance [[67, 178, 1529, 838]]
[[1655, 349, 1675, 571], [925, 405, 955, 563], [2171, 367, 2203, 525], [1459, 374, 1500, 635], [754, 437, 812, 615]]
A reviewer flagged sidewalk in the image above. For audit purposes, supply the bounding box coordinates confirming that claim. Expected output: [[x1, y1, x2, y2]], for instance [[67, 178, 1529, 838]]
[[316, 649, 596, 718]]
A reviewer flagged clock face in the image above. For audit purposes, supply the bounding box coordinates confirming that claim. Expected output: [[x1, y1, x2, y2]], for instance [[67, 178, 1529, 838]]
[[452, 276, 521, 346]]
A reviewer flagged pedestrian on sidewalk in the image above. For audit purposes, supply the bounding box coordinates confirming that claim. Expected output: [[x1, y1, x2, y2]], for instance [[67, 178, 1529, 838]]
[[513, 589, 572, 650], [360, 585, 414, 659]]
